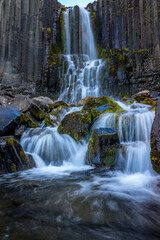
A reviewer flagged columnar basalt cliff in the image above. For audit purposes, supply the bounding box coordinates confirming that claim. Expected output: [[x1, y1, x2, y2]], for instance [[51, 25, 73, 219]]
[[88, 0, 160, 92], [0, 0, 62, 95]]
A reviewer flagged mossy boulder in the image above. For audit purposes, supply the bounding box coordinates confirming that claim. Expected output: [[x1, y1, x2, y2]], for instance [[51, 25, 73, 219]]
[[82, 96, 125, 120], [49, 101, 68, 111], [151, 99, 160, 174], [141, 98, 157, 108], [20, 113, 38, 128], [87, 128, 120, 168], [58, 111, 92, 141], [0, 106, 20, 137], [44, 114, 55, 127], [0, 137, 35, 174], [122, 96, 137, 104]]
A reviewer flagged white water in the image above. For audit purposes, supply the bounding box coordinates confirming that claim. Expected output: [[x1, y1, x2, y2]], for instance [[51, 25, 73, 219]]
[[92, 102, 155, 173], [58, 7, 106, 103], [21, 127, 87, 168]]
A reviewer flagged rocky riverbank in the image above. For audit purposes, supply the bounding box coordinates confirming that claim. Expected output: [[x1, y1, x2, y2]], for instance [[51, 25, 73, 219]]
[[0, 87, 159, 174]]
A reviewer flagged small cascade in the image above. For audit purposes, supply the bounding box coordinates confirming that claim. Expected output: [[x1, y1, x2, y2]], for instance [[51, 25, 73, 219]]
[[21, 127, 87, 168], [93, 102, 155, 173], [58, 7, 106, 103]]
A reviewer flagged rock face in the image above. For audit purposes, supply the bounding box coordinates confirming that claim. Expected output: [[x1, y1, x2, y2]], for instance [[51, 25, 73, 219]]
[[0, 0, 62, 94], [0, 106, 20, 136], [0, 137, 35, 174], [151, 99, 160, 173], [89, 0, 160, 92], [87, 128, 120, 167]]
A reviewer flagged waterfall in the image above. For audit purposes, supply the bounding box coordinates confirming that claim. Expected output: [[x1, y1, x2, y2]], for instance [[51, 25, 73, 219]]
[[58, 7, 106, 104], [92, 102, 155, 173], [21, 127, 87, 168]]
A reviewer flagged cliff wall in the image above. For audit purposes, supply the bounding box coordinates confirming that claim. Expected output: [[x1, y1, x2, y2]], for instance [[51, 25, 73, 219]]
[[0, 0, 61, 95], [89, 0, 160, 92]]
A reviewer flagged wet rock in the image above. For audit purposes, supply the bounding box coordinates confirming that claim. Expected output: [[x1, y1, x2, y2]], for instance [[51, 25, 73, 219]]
[[87, 128, 120, 167], [20, 113, 39, 129], [33, 96, 54, 111], [49, 101, 68, 111], [141, 98, 157, 108], [0, 137, 35, 174], [82, 96, 125, 119], [122, 96, 137, 104], [0, 106, 20, 137], [151, 99, 160, 174], [133, 90, 150, 102], [58, 111, 92, 141]]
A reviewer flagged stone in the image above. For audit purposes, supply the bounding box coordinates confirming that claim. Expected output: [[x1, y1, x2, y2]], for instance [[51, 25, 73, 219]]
[[58, 111, 92, 141], [10, 95, 46, 121], [78, 96, 94, 106], [133, 90, 150, 102], [0, 137, 35, 174], [0, 106, 20, 137], [151, 99, 160, 174], [82, 96, 125, 119], [33, 96, 54, 110], [122, 96, 137, 104], [87, 128, 120, 167]]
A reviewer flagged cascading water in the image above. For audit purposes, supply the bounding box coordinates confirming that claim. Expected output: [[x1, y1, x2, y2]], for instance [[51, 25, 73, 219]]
[[92, 102, 155, 173], [58, 7, 106, 103], [1, 6, 160, 240]]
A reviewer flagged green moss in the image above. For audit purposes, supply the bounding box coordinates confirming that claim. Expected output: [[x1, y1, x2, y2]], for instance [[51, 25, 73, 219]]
[[11, 163, 17, 172], [82, 96, 126, 120], [20, 113, 37, 128], [141, 98, 157, 107], [122, 96, 137, 104], [58, 111, 92, 142]]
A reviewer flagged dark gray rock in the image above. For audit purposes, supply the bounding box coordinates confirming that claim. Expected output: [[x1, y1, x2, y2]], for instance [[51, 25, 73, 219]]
[[0, 106, 20, 137], [87, 128, 120, 168], [0, 137, 35, 174], [151, 99, 160, 174]]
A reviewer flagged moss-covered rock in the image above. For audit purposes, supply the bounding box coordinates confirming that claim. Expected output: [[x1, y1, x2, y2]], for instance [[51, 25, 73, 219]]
[[0, 137, 35, 174], [141, 98, 157, 107], [122, 96, 137, 104], [58, 111, 92, 141], [44, 114, 55, 127], [87, 128, 120, 167], [20, 113, 38, 128], [49, 101, 68, 111], [151, 99, 160, 174], [82, 96, 125, 120]]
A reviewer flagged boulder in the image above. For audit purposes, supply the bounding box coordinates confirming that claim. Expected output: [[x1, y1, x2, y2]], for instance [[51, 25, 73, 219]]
[[82, 96, 125, 119], [122, 96, 137, 104], [133, 90, 150, 102], [49, 101, 68, 111], [58, 111, 92, 141], [151, 99, 160, 174], [33, 96, 54, 110], [87, 128, 120, 167], [10, 95, 46, 120], [141, 98, 157, 109], [78, 96, 94, 106], [0, 137, 35, 174], [0, 106, 20, 136]]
